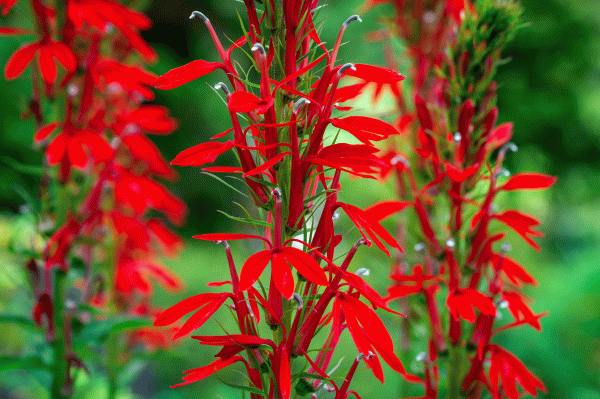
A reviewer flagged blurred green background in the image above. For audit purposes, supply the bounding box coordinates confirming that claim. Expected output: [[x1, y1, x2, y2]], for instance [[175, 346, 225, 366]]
[[1, 0, 599, 398]]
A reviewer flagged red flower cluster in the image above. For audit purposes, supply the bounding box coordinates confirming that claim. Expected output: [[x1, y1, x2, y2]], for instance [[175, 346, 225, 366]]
[[153, 2, 412, 397], [2, 0, 184, 396], [366, 0, 553, 398]]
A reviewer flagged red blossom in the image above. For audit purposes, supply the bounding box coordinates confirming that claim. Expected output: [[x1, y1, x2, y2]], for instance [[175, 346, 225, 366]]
[[446, 288, 496, 323], [4, 40, 77, 83], [489, 344, 547, 399]]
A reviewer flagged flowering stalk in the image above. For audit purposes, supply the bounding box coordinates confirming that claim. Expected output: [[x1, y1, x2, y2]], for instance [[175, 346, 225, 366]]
[[153, 1, 413, 397], [364, 0, 554, 398], [1, 0, 185, 397]]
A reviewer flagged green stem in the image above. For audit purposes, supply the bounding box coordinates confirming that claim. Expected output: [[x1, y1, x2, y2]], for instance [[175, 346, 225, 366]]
[[447, 343, 465, 399], [51, 269, 68, 399]]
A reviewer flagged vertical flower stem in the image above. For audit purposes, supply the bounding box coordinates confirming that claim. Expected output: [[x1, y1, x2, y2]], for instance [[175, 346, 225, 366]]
[[51, 269, 68, 399], [447, 336, 465, 399]]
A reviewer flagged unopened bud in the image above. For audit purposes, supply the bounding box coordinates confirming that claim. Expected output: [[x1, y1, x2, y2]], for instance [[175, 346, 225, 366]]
[[343, 15, 362, 26], [189, 11, 208, 22]]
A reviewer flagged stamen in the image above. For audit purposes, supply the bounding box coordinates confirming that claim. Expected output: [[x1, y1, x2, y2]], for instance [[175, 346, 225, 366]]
[[337, 63, 356, 76], [343, 15, 362, 26], [251, 43, 266, 56], [293, 98, 311, 114], [292, 293, 303, 310], [213, 82, 230, 96], [189, 11, 208, 22]]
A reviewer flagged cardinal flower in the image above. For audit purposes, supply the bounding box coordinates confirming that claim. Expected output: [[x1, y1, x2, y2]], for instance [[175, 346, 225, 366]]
[[4, 39, 77, 83]]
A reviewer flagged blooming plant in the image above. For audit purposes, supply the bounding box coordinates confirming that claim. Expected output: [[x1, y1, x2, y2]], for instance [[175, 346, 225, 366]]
[[1, 0, 185, 397], [362, 0, 555, 397], [152, 1, 411, 397]]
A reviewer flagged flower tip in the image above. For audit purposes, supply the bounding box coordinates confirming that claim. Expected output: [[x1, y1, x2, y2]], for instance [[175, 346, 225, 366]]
[[214, 82, 230, 96], [344, 15, 362, 26], [293, 98, 311, 114], [189, 11, 208, 22], [251, 43, 266, 56], [338, 63, 356, 76], [272, 187, 282, 200]]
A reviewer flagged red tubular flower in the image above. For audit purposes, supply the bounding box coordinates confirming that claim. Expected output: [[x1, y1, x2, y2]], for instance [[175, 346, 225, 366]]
[[329, 116, 400, 145], [336, 202, 403, 256], [446, 288, 496, 323], [488, 344, 547, 399], [492, 210, 544, 251], [4, 40, 77, 83], [153, 60, 223, 90], [338, 292, 406, 382], [238, 246, 328, 300]]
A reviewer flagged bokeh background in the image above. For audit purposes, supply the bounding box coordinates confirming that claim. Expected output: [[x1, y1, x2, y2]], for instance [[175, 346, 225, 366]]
[[1, 0, 599, 398]]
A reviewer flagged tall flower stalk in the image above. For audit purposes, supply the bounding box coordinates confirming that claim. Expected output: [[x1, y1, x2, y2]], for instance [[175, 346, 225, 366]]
[[363, 0, 554, 398], [1, 0, 185, 397], [153, 1, 411, 397]]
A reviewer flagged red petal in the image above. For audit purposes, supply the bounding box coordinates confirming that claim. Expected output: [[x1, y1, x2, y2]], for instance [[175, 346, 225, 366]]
[[486, 122, 513, 151], [37, 45, 56, 83], [228, 91, 274, 114], [46, 133, 68, 165], [173, 294, 230, 339], [143, 262, 183, 292], [172, 356, 243, 387], [242, 152, 291, 177], [238, 250, 272, 291], [280, 247, 328, 286], [154, 293, 227, 326], [50, 42, 77, 73], [500, 173, 557, 191], [171, 140, 234, 167], [147, 219, 184, 257], [330, 116, 399, 144], [34, 122, 60, 143], [364, 200, 410, 222], [271, 252, 295, 300], [4, 42, 39, 80], [153, 60, 223, 90]]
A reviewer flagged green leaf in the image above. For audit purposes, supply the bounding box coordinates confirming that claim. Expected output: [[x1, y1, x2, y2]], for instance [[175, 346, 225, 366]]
[[0, 315, 38, 332], [0, 356, 49, 372], [77, 317, 153, 343], [217, 210, 272, 228]]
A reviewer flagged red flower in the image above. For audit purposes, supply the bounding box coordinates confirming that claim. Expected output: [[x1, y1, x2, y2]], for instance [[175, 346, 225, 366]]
[[153, 60, 223, 90], [492, 210, 544, 251], [446, 288, 496, 323], [489, 344, 546, 399], [4, 40, 77, 83], [238, 246, 328, 300], [337, 292, 405, 382], [68, 0, 157, 62], [154, 292, 232, 339], [336, 202, 403, 256], [329, 116, 399, 145]]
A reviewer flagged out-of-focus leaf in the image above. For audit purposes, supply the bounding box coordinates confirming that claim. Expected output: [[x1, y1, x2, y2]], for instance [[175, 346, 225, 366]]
[[0, 356, 49, 372]]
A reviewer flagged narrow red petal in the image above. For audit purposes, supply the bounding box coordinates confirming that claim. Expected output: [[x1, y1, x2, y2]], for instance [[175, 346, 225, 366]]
[[4, 42, 39, 80], [153, 60, 223, 90]]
